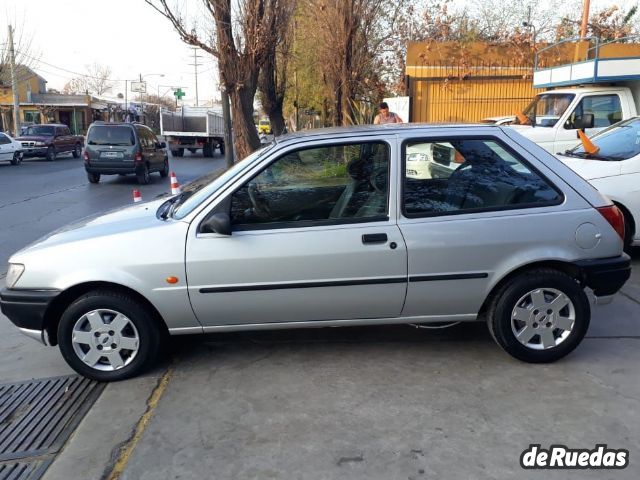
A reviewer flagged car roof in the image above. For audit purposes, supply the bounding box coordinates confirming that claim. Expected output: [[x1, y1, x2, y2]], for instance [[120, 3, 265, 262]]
[[275, 123, 500, 143]]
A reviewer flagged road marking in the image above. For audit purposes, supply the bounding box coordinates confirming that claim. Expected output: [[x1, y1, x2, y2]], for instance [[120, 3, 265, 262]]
[[104, 367, 173, 480]]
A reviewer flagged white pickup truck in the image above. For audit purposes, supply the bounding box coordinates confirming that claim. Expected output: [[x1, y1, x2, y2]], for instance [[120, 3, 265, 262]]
[[506, 38, 640, 154]]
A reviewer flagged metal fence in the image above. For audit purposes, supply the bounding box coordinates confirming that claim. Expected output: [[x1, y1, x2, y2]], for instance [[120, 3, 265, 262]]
[[406, 61, 541, 123]]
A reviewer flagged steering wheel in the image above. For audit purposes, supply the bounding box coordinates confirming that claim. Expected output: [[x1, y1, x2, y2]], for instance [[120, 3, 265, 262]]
[[248, 183, 272, 219]]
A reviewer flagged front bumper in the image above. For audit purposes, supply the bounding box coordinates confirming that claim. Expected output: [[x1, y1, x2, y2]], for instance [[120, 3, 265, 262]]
[[21, 147, 49, 158], [0, 288, 60, 332], [575, 254, 631, 297]]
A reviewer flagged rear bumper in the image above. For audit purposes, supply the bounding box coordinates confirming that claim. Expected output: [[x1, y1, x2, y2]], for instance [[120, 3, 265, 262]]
[[0, 288, 60, 331], [575, 254, 631, 297], [85, 162, 142, 175]]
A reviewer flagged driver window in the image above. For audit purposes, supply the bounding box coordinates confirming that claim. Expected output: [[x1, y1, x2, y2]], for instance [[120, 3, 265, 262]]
[[230, 142, 390, 227], [565, 94, 622, 129]]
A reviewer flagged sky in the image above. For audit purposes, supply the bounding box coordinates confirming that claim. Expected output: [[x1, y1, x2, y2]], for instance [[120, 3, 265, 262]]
[[1, 0, 220, 106], [1, 0, 637, 107]]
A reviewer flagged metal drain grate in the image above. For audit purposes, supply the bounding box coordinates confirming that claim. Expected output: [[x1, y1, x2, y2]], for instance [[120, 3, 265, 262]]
[[0, 460, 51, 480], [0, 375, 104, 480]]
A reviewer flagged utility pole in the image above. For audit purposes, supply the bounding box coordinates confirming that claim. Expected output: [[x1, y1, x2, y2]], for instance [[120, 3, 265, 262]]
[[7, 25, 20, 137], [139, 73, 144, 123], [221, 85, 233, 167], [189, 47, 203, 106], [580, 0, 591, 39]]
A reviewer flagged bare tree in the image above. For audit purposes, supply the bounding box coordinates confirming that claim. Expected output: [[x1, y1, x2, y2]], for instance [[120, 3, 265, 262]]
[[62, 63, 113, 96], [0, 19, 40, 87], [258, 3, 295, 135], [146, 0, 293, 159]]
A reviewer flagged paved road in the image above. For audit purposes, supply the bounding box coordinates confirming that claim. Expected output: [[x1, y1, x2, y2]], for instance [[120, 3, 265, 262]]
[[0, 150, 639, 479], [0, 150, 223, 277]]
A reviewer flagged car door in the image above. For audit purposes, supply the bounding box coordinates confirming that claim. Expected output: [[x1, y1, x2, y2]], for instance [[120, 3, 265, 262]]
[[148, 130, 163, 168], [185, 137, 408, 327], [554, 93, 623, 154], [398, 131, 570, 320], [0, 133, 10, 160]]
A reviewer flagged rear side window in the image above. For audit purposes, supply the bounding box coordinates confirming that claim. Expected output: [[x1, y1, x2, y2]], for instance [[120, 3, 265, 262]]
[[0, 133, 10, 145], [403, 138, 562, 217], [87, 126, 135, 146]]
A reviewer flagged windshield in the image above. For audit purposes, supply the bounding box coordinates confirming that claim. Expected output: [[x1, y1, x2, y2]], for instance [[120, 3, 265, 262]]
[[517, 93, 575, 127], [568, 117, 640, 161], [25, 125, 55, 136], [172, 143, 275, 219], [87, 126, 135, 146]]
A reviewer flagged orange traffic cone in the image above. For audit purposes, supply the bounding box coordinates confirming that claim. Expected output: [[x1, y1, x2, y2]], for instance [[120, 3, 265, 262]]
[[133, 189, 142, 203], [170, 172, 181, 195]]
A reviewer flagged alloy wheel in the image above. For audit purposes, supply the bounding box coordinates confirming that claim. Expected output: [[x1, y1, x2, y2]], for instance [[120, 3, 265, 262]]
[[71, 309, 140, 371], [511, 288, 575, 350]]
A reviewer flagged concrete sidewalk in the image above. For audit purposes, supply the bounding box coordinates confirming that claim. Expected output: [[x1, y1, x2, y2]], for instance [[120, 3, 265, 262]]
[[35, 285, 640, 480]]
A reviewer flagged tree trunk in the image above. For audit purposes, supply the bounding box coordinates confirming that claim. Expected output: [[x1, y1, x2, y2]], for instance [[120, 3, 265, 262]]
[[229, 82, 261, 160]]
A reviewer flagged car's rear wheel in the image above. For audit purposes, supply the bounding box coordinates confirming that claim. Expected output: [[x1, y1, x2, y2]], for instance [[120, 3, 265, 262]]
[[72, 144, 82, 158], [58, 290, 162, 381], [10, 151, 22, 165], [159, 158, 169, 177], [46, 146, 56, 161], [87, 172, 100, 183], [487, 269, 590, 363], [137, 164, 150, 185]]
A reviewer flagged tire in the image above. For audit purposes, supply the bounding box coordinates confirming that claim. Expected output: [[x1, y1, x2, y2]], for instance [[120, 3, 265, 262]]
[[137, 164, 150, 185], [46, 146, 56, 161], [171, 150, 178, 157], [87, 172, 100, 183], [203, 142, 213, 157], [218, 142, 225, 155], [618, 205, 635, 251], [176, 148, 184, 157], [159, 158, 169, 178], [72, 144, 82, 158], [10, 151, 22, 166], [487, 268, 590, 363], [57, 289, 162, 381], [188, 148, 197, 154]]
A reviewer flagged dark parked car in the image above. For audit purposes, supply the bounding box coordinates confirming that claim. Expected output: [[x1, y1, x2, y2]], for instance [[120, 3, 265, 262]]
[[16, 124, 84, 161], [83, 122, 169, 185]]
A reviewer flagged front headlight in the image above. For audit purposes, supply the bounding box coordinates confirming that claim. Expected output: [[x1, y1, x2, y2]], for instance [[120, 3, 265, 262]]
[[6, 264, 25, 288]]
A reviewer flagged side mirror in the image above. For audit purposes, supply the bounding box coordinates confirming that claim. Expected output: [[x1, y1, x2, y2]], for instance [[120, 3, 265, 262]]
[[201, 212, 232, 236], [158, 141, 166, 149], [574, 113, 595, 131]]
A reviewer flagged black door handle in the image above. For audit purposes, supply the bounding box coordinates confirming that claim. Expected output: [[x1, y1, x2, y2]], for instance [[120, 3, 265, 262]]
[[362, 233, 387, 244]]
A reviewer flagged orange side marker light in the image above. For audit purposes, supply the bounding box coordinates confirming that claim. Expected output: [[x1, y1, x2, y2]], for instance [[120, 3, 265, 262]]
[[166, 276, 179, 284]]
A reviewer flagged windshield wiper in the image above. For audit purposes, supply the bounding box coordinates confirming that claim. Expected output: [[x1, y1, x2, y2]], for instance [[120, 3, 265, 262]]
[[562, 150, 611, 161]]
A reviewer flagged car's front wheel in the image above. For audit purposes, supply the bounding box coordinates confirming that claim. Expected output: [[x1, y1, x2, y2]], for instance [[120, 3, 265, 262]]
[[487, 269, 590, 363], [10, 151, 22, 165], [72, 144, 82, 158], [58, 290, 162, 381], [46, 146, 56, 161]]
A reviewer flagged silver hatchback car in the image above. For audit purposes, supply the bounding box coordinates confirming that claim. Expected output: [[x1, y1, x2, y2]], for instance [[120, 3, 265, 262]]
[[1, 125, 631, 381]]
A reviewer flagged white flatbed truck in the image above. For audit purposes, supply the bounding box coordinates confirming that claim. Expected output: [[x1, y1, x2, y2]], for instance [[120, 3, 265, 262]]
[[160, 106, 225, 157]]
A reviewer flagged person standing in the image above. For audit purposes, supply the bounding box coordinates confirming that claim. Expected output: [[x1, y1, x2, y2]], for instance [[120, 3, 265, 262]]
[[374, 102, 403, 124]]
